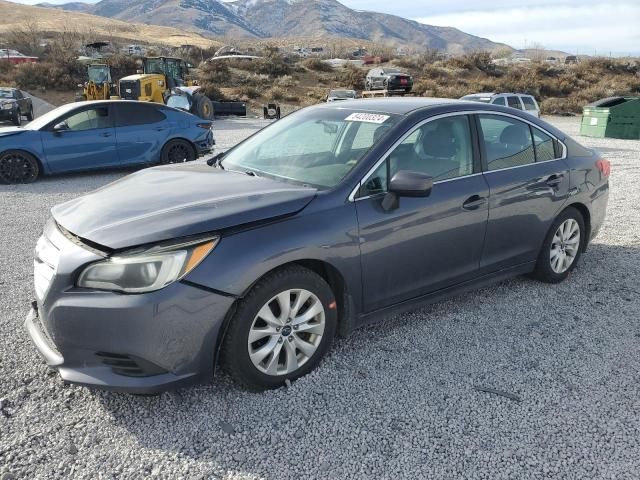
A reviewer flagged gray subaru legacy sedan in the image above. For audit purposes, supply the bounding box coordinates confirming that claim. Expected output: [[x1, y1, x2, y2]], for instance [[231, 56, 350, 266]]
[[26, 98, 610, 393]]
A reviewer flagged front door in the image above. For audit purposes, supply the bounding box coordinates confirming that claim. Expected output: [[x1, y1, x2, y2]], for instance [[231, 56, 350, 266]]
[[355, 114, 490, 312], [476, 113, 570, 271], [41, 105, 118, 173]]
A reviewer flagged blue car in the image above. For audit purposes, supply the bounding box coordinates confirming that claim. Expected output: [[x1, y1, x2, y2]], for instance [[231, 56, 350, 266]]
[[0, 100, 214, 184]]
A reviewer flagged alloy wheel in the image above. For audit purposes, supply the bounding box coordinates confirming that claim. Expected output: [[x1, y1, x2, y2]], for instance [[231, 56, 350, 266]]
[[166, 143, 191, 163], [247, 289, 326, 376], [0, 152, 38, 184], [549, 218, 581, 274]]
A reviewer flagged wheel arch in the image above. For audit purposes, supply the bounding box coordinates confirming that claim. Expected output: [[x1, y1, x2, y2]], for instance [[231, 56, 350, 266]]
[[0, 148, 45, 176], [160, 137, 197, 161], [564, 202, 591, 251]]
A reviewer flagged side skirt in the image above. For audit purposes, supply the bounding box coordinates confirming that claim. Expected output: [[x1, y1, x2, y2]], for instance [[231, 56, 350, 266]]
[[355, 261, 536, 329]]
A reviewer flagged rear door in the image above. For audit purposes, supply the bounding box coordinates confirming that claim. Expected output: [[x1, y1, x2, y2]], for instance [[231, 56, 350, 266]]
[[355, 113, 489, 312], [40, 104, 119, 173], [112, 102, 170, 165], [476, 113, 570, 272]]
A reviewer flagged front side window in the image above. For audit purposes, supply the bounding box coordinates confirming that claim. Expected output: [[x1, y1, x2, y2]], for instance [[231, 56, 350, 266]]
[[357, 115, 474, 197], [507, 96, 523, 110], [479, 115, 535, 171], [61, 107, 111, 131], [222, 109, 400, 188], [521, 96, 538, 111]]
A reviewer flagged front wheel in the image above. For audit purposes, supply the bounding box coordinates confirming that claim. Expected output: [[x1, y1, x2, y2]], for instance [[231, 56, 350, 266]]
[[531, 207, 585, 283], [26, 107, 34, 121], [12, 110, 21, 126], [221, 266, 337, 390], [159, 139, 196, 164], [0, 150, 39, 184]]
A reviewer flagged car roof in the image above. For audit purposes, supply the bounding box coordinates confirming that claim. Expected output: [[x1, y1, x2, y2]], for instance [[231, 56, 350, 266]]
[[315, 97, 469, 115]]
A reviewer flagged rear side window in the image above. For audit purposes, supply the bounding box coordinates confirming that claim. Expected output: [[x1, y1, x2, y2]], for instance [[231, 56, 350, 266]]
[[114, 103, 166, 127], [492, 97, 506, 106], [478, 115, 535, 170], [521, 96, 538, 111], [507, 96, 523, 110]]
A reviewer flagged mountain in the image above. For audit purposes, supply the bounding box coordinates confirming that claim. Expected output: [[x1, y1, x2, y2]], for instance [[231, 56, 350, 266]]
[[0, 0, 221, 48], [36, 0, 509, 53]]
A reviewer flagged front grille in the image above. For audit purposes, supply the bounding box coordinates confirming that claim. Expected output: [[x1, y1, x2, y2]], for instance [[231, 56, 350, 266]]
[[119, 80, 140, 100], [95, 352, 167, 377], [34, 233, 60, 301]]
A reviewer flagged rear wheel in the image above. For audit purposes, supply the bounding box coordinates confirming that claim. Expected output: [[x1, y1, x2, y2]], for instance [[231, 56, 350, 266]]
[[192, 94, 213, 120], [0, 150, 39, 184], [531, 207, 585, 283], [160, 139, 195, 164], [221, 266, 337, 390]]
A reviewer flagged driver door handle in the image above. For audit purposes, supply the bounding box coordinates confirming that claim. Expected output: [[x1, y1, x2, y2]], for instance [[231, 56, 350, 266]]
[[101, 132, 112, 137], [462, 194, 487, 211]]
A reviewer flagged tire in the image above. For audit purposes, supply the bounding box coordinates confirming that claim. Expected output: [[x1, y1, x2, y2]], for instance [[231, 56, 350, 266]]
[[26, 107, 34, 121], [192, 94, 213, 120], [221, 265, 338, 391], [0, 150, 39, 184], [159, 139, 196, 164], [531, 207, 585, 283], [365, 80, 372, 91], [12, 110, 21, 126]]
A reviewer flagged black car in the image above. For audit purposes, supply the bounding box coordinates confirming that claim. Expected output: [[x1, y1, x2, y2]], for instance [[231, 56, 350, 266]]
[[365, 67, 413, 93], [0, 87, 33, 126], [26, 98, 609, 393]]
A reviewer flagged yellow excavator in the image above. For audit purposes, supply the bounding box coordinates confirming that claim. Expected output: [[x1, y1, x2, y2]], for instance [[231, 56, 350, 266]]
[[118, 57, 213, 119], [76, 64, 115, 101]]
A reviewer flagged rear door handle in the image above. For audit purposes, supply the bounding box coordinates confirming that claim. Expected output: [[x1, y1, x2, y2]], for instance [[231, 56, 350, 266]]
[[546, 174, 564, 187], [462, 194, 487, 211]]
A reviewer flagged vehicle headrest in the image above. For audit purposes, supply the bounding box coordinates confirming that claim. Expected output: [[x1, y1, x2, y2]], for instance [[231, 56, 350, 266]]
[[499, 124, 530, 146], [422, 122, 456, 158]]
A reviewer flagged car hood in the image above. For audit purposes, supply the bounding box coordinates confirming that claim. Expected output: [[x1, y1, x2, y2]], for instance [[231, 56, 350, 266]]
[[0, 126, 26, 137], [51, 163, 317, 250]]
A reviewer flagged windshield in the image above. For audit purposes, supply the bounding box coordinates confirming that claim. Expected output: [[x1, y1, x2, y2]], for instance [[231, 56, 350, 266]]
[[0, 89, 14, 99], [88, 65, 111, 83], [330, 90, 355, 98], [222, 108, 400, 188]]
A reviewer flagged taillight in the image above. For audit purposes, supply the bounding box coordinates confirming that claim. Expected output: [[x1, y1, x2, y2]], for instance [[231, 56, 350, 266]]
[[196, 123, 212, 130], [595, 159, 611, 177]]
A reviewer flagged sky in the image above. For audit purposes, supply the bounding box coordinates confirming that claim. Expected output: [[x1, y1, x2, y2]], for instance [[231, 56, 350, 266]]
[[9, 0, 640, 55]]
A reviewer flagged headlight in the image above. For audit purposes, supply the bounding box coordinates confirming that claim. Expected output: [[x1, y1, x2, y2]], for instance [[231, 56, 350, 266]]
[[77, 236, 218, 293], [2, 103, 13, 110]]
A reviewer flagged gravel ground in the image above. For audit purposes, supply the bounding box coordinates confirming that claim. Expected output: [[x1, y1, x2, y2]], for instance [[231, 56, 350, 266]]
[[1, 116, 639, 480]]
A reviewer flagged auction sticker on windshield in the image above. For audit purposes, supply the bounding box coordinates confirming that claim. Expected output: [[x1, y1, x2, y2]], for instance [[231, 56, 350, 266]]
[[345, 113, 390, 124]]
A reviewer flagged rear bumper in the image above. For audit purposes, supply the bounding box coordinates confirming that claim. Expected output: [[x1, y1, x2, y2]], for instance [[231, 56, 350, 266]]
[[195, 129, 215, 156]]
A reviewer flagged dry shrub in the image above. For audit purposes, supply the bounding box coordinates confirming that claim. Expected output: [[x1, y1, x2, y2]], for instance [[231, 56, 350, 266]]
[[303, 58, 333, 72], [199, 61, 231, 85], [339, 64, 365, 90], [233, 85, 260, 100], [274, 75, 298, 88], [268, 86, 298, 102], [14, 55, 84, 90]]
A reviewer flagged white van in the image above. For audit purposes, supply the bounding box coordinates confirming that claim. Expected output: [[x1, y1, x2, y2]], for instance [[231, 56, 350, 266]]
[[460, 92, 541, 118]]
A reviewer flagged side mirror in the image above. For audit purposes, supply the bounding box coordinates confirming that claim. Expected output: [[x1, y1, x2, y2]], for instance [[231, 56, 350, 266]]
[[52, 121, 69, 132], [382, 170, 433, 211]]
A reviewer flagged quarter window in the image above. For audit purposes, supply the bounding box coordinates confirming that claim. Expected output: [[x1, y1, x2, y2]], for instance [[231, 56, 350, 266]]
[[531, 127, 556, 161], [492, 97, 506, 106], [478, 115, 535, 170]]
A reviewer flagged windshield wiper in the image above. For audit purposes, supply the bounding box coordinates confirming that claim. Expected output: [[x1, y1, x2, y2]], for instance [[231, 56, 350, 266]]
[[206, 152, 225, 168]]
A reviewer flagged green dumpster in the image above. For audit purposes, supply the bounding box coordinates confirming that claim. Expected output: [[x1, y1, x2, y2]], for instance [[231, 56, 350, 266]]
[[580, 96, 640, 139]]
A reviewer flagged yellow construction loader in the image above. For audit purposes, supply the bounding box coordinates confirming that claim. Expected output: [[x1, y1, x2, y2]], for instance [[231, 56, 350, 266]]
[[118, 57, 213, 119], [76, 64, 115, 101]]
